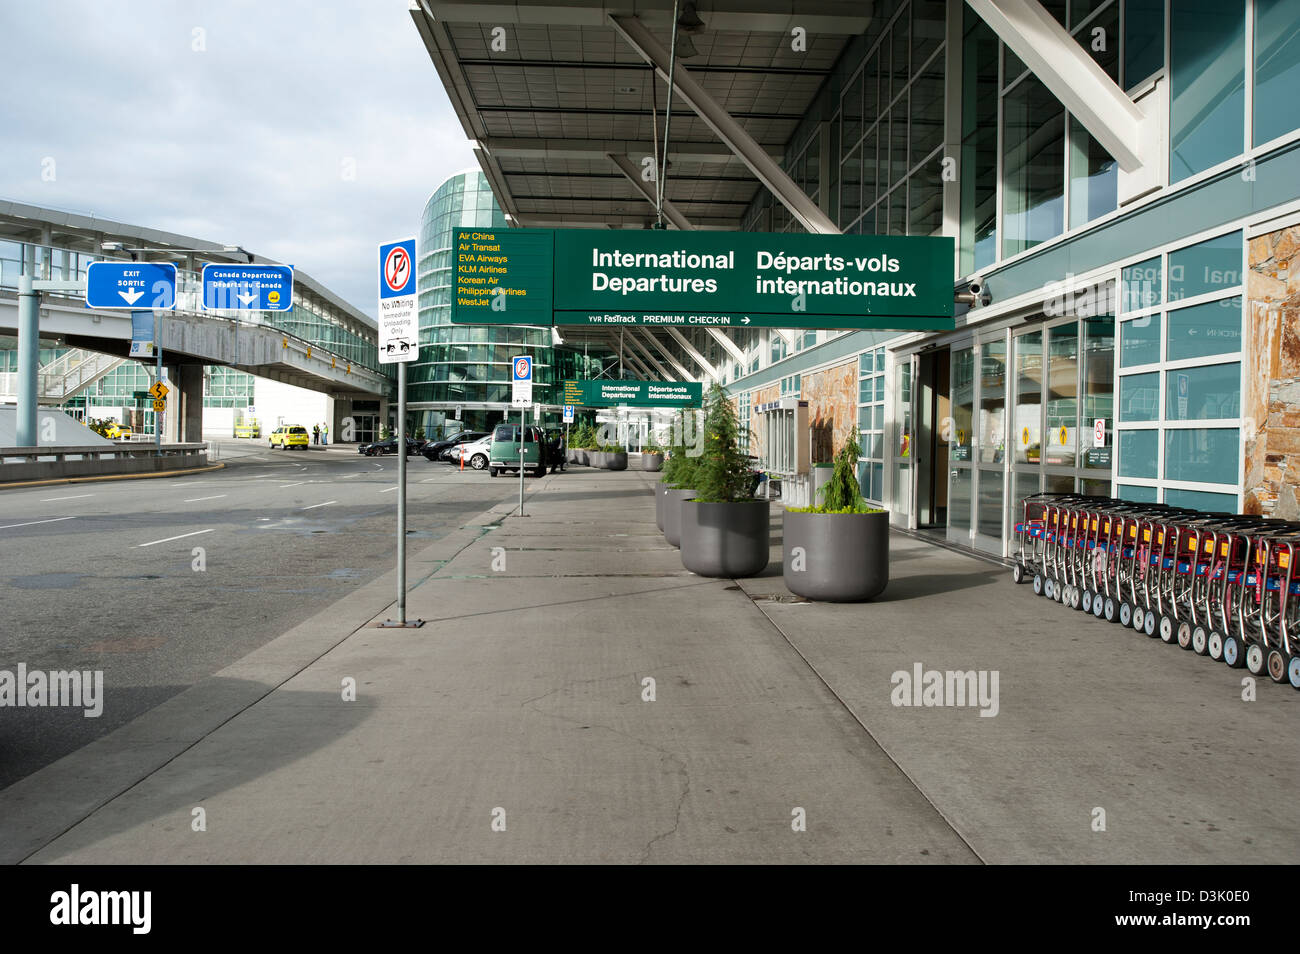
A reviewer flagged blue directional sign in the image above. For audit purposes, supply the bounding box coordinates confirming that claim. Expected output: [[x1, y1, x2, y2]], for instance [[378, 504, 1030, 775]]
[[201, 264, 294, 311], [85, 262, 176, 310]]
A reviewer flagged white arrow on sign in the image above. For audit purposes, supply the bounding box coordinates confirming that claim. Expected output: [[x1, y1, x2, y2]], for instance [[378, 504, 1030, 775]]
[[118, 288, 144, 305], [236, 292, 258, 306], [741, 316, 751, 324]]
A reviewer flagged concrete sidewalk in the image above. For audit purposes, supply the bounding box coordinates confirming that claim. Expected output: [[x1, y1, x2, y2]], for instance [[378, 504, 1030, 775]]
[[5, 468, 1296, 863]]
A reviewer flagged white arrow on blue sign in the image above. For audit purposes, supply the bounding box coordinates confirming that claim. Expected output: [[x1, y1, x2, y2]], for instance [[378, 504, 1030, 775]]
[[86, 262, 176, 310], [202, 264, 294, 311]]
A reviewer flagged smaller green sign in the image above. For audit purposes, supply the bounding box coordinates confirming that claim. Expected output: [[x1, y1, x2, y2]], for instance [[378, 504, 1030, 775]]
[[131, 390, 151, 400], [563, 379, 702, 408]]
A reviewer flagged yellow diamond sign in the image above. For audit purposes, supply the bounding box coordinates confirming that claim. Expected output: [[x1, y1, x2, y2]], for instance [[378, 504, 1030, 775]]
[[148, 381, 169, 399]]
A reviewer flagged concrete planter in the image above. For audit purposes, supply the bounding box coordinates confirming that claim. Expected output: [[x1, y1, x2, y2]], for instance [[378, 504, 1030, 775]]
[[642, 452, 664, 472], [605, 451, 628, 471], [679, 499, 771, 578], [655, 480, 667, 531], [783, 510, 889, 601], [662, 488, 696, 548], [589, 451, 604, 468]]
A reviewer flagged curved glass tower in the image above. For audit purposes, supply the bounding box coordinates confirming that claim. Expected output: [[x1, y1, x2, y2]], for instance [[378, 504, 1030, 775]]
[[412, 169, 609, 438]]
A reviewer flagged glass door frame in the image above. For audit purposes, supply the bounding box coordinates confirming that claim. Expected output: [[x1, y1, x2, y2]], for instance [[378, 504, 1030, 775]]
[[973, 327, 1011, 555], [946, 335, 976, 549]]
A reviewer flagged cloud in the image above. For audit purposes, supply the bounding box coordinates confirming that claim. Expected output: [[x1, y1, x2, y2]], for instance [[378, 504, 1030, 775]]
[[0, 0, 474, 316]]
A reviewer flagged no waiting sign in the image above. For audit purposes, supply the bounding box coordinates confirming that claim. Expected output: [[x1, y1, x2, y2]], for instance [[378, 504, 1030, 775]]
[[378, 238, 417, 364]]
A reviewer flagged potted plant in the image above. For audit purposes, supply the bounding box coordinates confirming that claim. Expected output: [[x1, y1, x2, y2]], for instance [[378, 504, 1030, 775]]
[[660, 413, 700, 546], [782, 434, 888, 601], [642, 439, 664, 472], [602, 443, 628, 470], [678, 383, 770, 577]]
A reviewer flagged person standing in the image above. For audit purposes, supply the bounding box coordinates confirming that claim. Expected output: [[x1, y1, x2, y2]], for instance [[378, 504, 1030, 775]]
[[312, 424, 320, 445], [322, 422, 329, 446]]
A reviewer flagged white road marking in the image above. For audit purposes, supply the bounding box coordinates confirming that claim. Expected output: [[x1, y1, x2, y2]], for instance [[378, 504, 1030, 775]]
[[0, 515, 77, 530], [40, 494, 94, 502], [136, 528, 213, 548], [279, 482, 305, 488], [168, 481, 203, 487], [184, 495, 228, 503], [301, 500, 336, 510], [379, 486, 398, 493], [372, 462, 383, 470]]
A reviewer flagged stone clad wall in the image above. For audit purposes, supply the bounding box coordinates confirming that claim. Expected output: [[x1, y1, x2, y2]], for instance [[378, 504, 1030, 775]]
[[742, 357, 859, 466], [1244, 225, 1300, 517]]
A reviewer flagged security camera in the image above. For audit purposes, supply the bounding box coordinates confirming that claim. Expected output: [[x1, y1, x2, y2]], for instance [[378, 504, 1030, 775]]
[[954, 278, 992, 308]]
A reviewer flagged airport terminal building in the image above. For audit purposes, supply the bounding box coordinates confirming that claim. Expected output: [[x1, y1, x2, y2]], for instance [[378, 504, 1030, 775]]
[[412, 0, 1300, 557]]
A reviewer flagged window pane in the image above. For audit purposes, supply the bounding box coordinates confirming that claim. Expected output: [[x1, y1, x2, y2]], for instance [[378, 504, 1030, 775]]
[[1164, 427, 1239, 483], [1166, 296, 1242, 360], [1081, 315, 1114, 468], [1014, 331, 1042, 464], [1002, 76, 1065, 257], [960, 15, 999, 275], [1117, 482, 1159, 502], [1119, 371, 1159, 421], [978, 471, 1004, 538], [979, 338, 1007, 463], [1170, 0, 1246, 181], [1068, 116, 1118, 228], [840, 147, 861, 228], [1014, 470, 1041, 508], [1045, 325, 1078, 465], [910, 57, 945, 169], [1118, 429, 1159, 478], [1253, 0, 1300, 145], [1168, 231, 1242, 300], [951, 348, 974, 460], [1165, 488, 1238, 512], [1121, 256, 1162, 312], [861, 127, 878, 211], [1166, 362, 1240, 420], [1120, 313, 1161, 367]]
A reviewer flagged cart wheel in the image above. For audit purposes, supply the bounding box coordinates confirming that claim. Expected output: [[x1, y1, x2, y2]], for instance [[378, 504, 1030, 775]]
[[1159, 615, 1175, 643], [1118, 602, 1132, 627], [1131, 606, 1145, 632], [1143, 611, 1158, 637], [1092, 595, 1105, 619], [1032, 573, 1043, 596], [1177, 621, 1193, 649], [1246, 643, 1266, 675], [1046, 578, 1056, 600], [1057, 583, 1068, 604], [1104, 598, 1118, 623], [1069, 586, 1082, 610], [1207, 631, 1224, 661], [1192, 627, 1209, 655], [1288, 655, 1300, 689], [1267, 649, 1287, 683], [1223, 634, 1244, 668], [1011, 562, 1025, 584], [1081, 590, 1093, 614]]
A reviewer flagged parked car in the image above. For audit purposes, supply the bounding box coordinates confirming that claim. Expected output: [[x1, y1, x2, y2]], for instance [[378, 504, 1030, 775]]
[[423, 430, 489, 462], [104, 422, 132, 440], [451, 435, 493, 470], [489, 423, 546, 478], [270, 425, 310, 449], [359, 436, 425, 457], [233, 422, 261, 439]]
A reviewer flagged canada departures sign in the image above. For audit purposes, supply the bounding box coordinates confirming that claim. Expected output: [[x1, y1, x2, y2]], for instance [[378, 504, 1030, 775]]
[[450, 228, 954, 330]]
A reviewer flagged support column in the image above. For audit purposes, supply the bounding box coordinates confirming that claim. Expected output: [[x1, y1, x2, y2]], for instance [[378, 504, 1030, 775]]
[[16, 275, 38, 447], [178, 363, 205, 443]]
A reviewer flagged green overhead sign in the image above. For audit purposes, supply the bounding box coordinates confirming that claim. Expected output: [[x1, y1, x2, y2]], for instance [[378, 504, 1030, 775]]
[[452, 228, 954, 330], [562, 379, 702, 408]]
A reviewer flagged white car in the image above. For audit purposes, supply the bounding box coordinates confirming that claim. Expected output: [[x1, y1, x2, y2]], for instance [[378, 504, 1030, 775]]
[[451, 435, 493, 470]]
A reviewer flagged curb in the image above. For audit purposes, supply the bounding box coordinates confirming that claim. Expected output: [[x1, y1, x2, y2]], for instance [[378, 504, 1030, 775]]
[[0, 461, 226, 491]]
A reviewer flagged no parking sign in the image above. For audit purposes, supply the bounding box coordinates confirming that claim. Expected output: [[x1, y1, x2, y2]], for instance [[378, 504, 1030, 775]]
[[511, 355, 533, 406]]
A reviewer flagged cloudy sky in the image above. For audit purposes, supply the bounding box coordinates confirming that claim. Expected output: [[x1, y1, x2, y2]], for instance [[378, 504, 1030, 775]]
[[0, 0, 475, 317]]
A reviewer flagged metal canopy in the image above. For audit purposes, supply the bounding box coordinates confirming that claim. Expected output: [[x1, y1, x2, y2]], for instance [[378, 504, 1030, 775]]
[[410, 0, 870, 383]]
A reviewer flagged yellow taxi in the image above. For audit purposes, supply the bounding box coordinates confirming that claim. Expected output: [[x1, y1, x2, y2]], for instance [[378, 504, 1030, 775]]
[[269, 425, 310, 449], [234, 421, 261, 439], [104, 422, 132, 440]]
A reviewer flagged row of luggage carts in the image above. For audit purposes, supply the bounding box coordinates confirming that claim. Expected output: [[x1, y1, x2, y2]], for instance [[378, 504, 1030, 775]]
[[1012, 493, 1300, 689]]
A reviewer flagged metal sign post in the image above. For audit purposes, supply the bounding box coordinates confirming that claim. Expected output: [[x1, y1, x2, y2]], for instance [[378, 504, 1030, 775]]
[[511, 356, 533, 516], [376, 237, 422, 628]]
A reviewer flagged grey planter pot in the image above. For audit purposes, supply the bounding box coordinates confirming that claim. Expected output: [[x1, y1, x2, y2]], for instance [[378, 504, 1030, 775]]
[[662, 488, 696, 548], [680, 499, 771, 578], [655, 480, 667, 531], [642, 452, 664, 472], [783, 510, 889, 601], [606, 451, 628, 471], [811, 465, 835, 507], [588, 451, 602, 468]]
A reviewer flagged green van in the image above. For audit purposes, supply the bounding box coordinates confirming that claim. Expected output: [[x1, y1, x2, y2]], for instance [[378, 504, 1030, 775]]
[[489, 423, 547, 477]]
